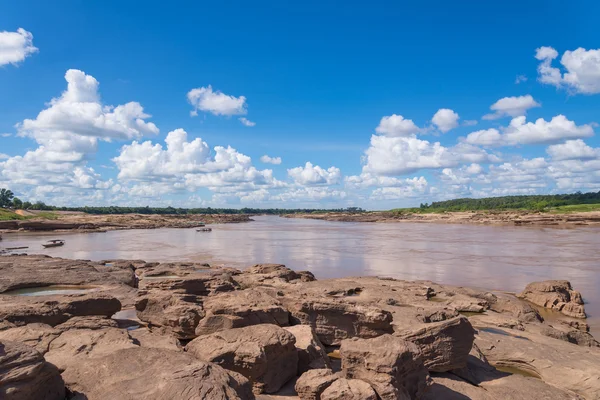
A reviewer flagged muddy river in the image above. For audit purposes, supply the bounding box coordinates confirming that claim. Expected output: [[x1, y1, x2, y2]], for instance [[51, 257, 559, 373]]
[[2, 215, 599, 332]]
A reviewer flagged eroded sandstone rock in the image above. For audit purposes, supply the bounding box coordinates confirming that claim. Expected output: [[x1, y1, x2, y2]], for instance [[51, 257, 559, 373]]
[[284, 325, 331, 373], [135, 292, 204, 339], [285, 299, 393, 346], [62, 347, 253, 399], [295, 369, 340, 400], [340, 335, 430, 400], [0, 293, 121, 326], [321, 378, 377, 400], [186, 324, 298, 394], [518, 280, 586, 319], [396, 316, 475, 372], [196, 289, 289, 336], [0, 340, 65, 400]]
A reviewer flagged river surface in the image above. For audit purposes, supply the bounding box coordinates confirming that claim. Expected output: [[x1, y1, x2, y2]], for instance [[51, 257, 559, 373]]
[[2, 215, 600, 332]]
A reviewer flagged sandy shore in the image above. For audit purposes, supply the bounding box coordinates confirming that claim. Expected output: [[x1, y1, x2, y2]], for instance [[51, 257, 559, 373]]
[[283, 210, 600, 227]]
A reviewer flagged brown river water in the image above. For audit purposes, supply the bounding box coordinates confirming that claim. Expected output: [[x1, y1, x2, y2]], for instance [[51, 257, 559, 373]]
[[2, 215, 600, 333]]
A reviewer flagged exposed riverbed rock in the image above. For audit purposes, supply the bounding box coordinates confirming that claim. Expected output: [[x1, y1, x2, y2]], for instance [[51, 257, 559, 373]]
[[0, 293, 121, 326], [45, 327, 138, 371], [284, 325, 331, 373], [475, 326, 600, 399], [135, 291, 204, 339], [518, 280, 586, 319], [340, 335, 430, 400], [186, 324, 298, 394], [295, 369, 340, 400], [321, 378, 377, 400], [196, 289, 290, 336], [234, 264, 316, 288], [396, 316, 475, 372], [0, 323, 60, 354], [284, 298, 393, 346], [62, 347, 254, 399], [0, 340, 65, 400]]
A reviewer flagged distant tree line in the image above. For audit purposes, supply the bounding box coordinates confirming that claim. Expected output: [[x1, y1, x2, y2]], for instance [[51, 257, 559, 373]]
[[0, 188, 365, 215], [414, 191, 600, 212]]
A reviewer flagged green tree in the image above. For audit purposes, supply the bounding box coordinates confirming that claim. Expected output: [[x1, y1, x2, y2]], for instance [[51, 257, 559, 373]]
[[0, 188, 15, 207], [12, 197, 23, 209], [22, 201, 32, 209]]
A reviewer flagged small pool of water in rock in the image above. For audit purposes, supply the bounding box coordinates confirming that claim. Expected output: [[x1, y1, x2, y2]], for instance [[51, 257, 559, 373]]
[[2, 285, 100, 296], [495, 365, 541, 379]]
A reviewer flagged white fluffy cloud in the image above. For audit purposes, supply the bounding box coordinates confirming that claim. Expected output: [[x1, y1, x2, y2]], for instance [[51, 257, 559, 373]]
[[187, 85, 247, 117], [536, 46, 600, 94], [370, 177, 428, 200], [18, 69, 159, 142], [0, 28, 38, 66], [239, 117, 256, 127], [432, 109, 459, 133], [260, 155, 282, 165], [465, 115, 594, 146], [375, 114, 420, 137], [482, 95, 540, 120], [546, 139, 599, 161], [112, 128, 282, 195], [288, 162, 341, 186], [362, 134, 496, 176]]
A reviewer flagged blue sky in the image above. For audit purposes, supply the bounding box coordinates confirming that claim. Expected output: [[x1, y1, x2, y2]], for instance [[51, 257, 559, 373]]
[[1, 1, 599, 209]]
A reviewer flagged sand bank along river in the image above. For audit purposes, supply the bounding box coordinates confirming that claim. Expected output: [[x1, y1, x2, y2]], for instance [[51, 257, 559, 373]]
[[2, 215, 600, 332]]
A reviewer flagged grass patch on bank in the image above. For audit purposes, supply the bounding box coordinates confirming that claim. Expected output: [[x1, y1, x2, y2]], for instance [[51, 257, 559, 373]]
[[549, 203, 600, 214], [0, 209, 60, 221], [0, 209, 25, 221]]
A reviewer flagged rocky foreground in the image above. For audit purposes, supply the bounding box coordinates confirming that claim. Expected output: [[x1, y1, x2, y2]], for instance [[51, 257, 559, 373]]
[[0, 213, 252, 232], [0, 255, 599, 399], [284, 210, 600, 227]]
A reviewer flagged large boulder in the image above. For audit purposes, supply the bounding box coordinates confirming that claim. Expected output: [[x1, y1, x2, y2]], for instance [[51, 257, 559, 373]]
[[396, 316, 475, 372], [340, 335, 430, 400], [139, 272, 237, 296], [0, 340, 65, 400], [135, 292, 204, 339], [0, 293, 121, 326], [295, 369, 340, 400], [321, 378, 378, 400], [186, 324, 298, 394], [518, 280, 586, 319], [62, 347, 253, 399], [285, 299, 393, 346], [195, 289, 289, 336], [235, 264, 316, 288], [284, 325, 331, 373]]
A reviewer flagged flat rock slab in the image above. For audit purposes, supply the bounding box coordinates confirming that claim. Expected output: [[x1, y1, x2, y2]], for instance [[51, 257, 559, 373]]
[[62, 347, 254, 400], [186, 324, 298, 394]]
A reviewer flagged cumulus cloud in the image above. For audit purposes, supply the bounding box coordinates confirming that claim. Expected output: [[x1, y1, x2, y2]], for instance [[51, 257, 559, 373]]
[[239, 117, 256, 127], [260, 155, 282, 165], [1, 133, 11, 137], [18, 69, 159, 143], [432, 108, 459, 133], [375, 114, 421, 137], [0, 153, 9, 160], [112, 128, 282, 195], [370, 177, 428, 200], [482, 95, 540, 120], [362, 134, 496, 176], [546, 139, 599, 161], [536, 46, 600, 94], [187, 85, 247, 116], [0, 28, 38, 66], [465, 115, 594, 146], [287, 162, 341, 186]]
